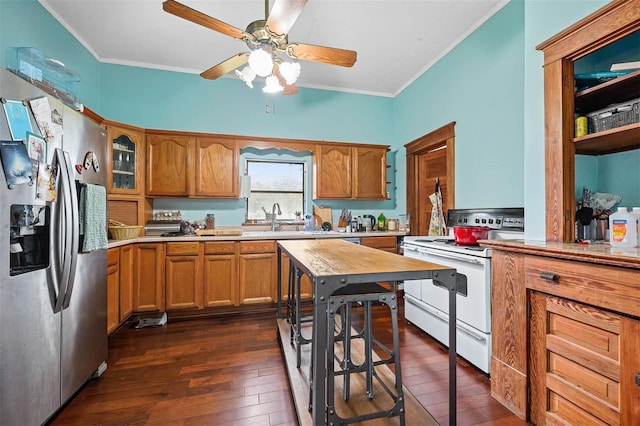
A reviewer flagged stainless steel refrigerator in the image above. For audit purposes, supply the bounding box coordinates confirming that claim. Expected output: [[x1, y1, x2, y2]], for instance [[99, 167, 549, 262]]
[[0, 68, 108, 425]]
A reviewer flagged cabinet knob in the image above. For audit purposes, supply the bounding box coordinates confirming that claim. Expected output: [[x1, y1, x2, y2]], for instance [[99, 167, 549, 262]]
[[635, 372, 640, 388], [539, 272, 560, 283]]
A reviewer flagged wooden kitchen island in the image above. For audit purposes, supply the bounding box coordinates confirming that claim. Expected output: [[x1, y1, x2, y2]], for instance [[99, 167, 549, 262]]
[[276, 239, 458, 425]]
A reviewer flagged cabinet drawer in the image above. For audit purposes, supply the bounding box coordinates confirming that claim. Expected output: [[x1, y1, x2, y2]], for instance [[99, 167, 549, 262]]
[[361, 236, 397, 250], [204, 241, 236, 255], [524, 256, 640, 317], [107, 248, 119, 266], [239, 240, 276, 254], [166, 242, 200, 256]]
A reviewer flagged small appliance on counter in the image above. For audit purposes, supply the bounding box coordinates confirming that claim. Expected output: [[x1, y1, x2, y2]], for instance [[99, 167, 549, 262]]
[[145, 220, 182, 236]]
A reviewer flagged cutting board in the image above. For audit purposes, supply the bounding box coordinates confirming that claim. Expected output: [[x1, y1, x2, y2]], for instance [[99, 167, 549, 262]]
[[195, 229, 243, 236], [313, 205, 333, 226]]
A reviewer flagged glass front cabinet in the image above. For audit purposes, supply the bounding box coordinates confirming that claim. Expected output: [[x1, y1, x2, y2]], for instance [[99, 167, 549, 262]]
[[106, 122, 144, 195]]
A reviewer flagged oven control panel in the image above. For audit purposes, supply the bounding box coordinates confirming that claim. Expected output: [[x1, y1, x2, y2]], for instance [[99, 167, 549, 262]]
[[446, 208, 525, 232]]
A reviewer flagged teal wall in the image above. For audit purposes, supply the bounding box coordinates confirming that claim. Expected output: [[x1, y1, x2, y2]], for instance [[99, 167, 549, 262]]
[[392, 0, 525, 214], [1, 0, 635, 235]]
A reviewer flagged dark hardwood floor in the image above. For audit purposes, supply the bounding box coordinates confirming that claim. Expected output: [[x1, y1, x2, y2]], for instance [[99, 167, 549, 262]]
[[50, 295, 527, 425]]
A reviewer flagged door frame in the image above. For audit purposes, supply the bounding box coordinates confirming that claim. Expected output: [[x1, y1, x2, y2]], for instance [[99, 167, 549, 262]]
[[405, 122, 456, 235]]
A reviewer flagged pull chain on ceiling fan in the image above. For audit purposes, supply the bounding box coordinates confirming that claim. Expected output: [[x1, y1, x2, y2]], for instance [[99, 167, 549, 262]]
[[162, 0, 357, 95]]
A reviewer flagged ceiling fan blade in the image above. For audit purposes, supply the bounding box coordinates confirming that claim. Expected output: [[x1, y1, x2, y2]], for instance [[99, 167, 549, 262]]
[[287, 43, 357, 67], [163, 0, 245, 40], [200, 53, 249, 80], [266, 0, 308, 37]]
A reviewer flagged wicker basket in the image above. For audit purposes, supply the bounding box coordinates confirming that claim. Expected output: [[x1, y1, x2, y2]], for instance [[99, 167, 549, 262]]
[[108, 220, 142, 240]]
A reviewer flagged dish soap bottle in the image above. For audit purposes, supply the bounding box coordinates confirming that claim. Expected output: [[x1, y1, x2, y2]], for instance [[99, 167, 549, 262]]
[[609, 207, 637, 248], [377, 212, 386, 231]]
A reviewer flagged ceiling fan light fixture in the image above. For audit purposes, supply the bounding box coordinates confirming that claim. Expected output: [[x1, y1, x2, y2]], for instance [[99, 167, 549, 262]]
[[235, 66, 256, 88], [248, 48, 273, 77], [263, 74, 283, 93], [279, 61, 300, 85]]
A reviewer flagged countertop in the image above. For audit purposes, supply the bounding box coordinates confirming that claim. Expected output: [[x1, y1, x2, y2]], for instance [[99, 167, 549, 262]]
[[480, 239, 640, 269], [107, 230, 406, 249]]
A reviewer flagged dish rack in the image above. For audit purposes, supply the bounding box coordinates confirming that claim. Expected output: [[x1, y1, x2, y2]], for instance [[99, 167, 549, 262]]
[[108, 220, 142, 240]]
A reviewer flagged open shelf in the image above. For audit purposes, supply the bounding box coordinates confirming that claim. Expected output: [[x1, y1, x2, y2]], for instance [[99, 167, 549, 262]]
[[575, 69, 640, 113], [573, 122, 640, 155]]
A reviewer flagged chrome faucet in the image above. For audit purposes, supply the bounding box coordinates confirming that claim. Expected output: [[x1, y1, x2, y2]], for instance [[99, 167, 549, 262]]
[[271, 203, 281, 231]]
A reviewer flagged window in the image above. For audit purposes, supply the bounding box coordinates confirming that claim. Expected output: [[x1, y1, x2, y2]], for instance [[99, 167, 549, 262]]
[[246, 160, 305, 221]]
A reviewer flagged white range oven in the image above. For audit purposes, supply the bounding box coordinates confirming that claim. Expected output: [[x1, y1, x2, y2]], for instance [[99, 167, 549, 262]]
[[402, 207, 524, 374]]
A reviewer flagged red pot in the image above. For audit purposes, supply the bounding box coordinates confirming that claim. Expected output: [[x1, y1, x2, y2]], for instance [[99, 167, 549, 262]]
[[453, 226, 490, 245]]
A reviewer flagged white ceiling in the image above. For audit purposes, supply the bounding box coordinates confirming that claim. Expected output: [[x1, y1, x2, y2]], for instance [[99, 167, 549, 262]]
[[39, 0, 509, 98]]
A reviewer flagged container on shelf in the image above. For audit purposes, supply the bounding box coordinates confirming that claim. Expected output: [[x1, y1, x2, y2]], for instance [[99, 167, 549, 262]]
[[608, 207, 637, 248], [5, 47, 81, 109]]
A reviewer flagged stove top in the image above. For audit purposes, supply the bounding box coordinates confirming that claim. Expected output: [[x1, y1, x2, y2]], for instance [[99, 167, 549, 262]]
[[403, 207, 525, 258]]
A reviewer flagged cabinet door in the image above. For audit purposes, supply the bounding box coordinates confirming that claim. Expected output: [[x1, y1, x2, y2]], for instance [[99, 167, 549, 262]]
[[106, 248, 120, 335], [106, 122, 144, 195], [146, 134, 193, 196], [354, 147, 387, 199], [119, 245, 134, 321], [530, 292, 640, 425], [203, 242, 238, 307], [195, 138, 238, 197], [165, 256, 203, 310], [314, 145, 352, 199], [239, 241, 277, 305], [133, 243, 165, 312]]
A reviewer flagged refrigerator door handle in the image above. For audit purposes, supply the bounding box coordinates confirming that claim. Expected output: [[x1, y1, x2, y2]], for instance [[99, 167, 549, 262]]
[[51, 149, 79, 312], [60, 150, 80, 309]]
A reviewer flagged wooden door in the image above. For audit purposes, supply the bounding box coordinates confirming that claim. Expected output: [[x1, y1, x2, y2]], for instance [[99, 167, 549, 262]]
[[203, 242, 238, 307], [106, 121, 145, 196], [146, 133, 193, 196], [106, 248, 119, 335], [353, 146, 387, 199], [119, 244, 134, 322], [530, 292, 640, 425], [165, 256, 203, 310], [238, 241, 276, 305], [314, 145, 352, 199], [405, 122, 455, 236], [133, 243, 165, 312], [195, 138, 238, 197]]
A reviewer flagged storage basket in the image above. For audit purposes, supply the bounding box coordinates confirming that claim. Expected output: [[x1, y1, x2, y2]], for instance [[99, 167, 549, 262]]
[[586, 97, 640, 134], [108, 220, 142, 240]]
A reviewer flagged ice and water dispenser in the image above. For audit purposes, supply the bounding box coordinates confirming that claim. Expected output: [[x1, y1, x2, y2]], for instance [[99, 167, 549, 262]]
[[9, 204, 50, 275]]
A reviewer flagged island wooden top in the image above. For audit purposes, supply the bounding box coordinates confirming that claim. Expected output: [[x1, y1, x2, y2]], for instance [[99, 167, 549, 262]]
[[278, 239, 451, 278], [481, 239, 640, 269]]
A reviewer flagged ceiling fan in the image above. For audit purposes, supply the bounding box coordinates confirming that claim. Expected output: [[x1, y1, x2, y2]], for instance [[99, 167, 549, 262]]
[[162, 0, 357, 94]]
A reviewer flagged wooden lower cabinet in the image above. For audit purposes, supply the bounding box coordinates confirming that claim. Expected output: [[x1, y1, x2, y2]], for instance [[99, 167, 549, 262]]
[[490, 246, 640, 425], [239, 240, 277, 305], [107, 248, 120, 334], [529, 292, 640, 425], [165, 242, 202, 310], [361, 235, 397, 253], [203, 242, 238, 307], [133, 243, 165, 312], [119, 245, 134, 322]]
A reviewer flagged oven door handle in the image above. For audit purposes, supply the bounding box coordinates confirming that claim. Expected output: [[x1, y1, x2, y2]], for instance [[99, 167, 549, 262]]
[[417, 247, 483, 265]]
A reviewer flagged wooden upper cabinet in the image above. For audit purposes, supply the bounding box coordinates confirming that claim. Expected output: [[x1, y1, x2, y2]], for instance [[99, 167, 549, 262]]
[[194, 138, 239, 197], [105, 121, 145, 196], [146, 133, 193, 196], [354, 146, 387, 199], [314, 144, 388, 200], [314, 144, 352, 199], [536, 0, 640, 241]]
